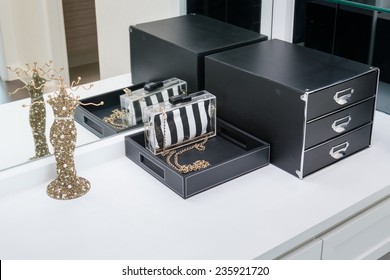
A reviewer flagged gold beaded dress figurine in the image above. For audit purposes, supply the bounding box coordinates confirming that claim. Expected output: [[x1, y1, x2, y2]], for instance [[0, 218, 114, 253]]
[[34, 76, 103, 200], [8, 61, 63, 159]]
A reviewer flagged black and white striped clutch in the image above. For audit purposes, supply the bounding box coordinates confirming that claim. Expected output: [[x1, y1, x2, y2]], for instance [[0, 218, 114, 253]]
[[144, 91, 217, 155], [120, 78, 187, 126]]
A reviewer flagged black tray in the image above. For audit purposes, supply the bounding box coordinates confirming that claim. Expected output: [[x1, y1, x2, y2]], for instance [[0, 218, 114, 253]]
[[125, 119, 270, 199], [75, 82, 145, 138]]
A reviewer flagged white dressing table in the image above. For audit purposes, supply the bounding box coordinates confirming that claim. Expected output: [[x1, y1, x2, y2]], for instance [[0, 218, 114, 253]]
[[0, 75, 389, 260]]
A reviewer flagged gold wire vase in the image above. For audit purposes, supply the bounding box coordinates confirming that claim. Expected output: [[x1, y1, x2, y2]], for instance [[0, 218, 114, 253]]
[[27, 70, 50, 159], [45, 77, 102, 200], [8, 61, 62, 159]]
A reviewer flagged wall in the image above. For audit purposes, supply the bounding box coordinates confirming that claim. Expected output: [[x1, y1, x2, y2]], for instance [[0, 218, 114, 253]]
[[0, 0, 19, 80], [45, 0, 69, 84], [0, 0, 68, 82], [63, 0, 99, 68], [0, 17, 7, 79], [0, 0, 185, 82], [261, 0, 274, 38], [272, 0, 295, 42], [0, 0, 293, 82], [94, 0, 182, 79]]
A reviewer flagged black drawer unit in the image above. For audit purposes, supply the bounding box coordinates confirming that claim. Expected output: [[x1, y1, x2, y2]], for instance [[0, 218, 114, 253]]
[[130, 14, 267, 93], [205, 39, 378, 178]]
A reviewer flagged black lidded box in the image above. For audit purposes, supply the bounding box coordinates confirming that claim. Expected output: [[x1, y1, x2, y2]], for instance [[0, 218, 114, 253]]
[[75, 82, 145, 138], [125, 119, 270, 199], [130, 14, 267, 93], [205, 39, 378, 179]]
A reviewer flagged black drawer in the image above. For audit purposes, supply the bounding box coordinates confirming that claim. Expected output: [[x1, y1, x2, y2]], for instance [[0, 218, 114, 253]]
[[303, 123, 372, 177], [205, 39, 378, 178], [306, 70, 377, 120], [305, 98, 375, 149]]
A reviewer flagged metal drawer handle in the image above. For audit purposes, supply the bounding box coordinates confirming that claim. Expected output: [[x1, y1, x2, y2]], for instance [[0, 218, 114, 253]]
[[329, 141, 350, 159], [334, 87, 354, 105], [331, 115, 352, 133]]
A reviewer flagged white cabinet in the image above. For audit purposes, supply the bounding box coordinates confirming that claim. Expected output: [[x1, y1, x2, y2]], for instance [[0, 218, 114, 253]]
[[279, 197, 390, 260], [280, 239, 323, 260], [320, 197, 390, 260], [1, 103, 390, 259]]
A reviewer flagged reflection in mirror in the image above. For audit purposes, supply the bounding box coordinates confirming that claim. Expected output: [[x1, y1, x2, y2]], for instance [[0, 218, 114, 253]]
[[75, 78, 188, 139], [0, 0, 187, 171], [120, 78, 187, 128], [292, 0, 390, 114], [0, 0, 275, 172], [0, 74, 134, 171], [8, 61, 63, 160]]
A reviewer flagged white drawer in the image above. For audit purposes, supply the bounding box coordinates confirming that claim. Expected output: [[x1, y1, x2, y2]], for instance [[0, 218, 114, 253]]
[[321, 197, 390, 259], [280, 239, 322, 260]]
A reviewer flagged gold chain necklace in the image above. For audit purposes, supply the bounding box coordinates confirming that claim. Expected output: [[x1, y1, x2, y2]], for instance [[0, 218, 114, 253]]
[[160, 107, 210, 174], [103, 109, 129, 130]]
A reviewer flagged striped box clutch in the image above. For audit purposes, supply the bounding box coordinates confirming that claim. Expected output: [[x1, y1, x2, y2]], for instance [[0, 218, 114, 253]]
[[143, 90, 216, 155], [120, 77, 187, 126]]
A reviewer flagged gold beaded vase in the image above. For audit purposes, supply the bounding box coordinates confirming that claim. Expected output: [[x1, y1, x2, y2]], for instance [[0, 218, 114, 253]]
[[27, 70, 50, 159], [46, 77, 102, 200], [7, 62, 61, 159]]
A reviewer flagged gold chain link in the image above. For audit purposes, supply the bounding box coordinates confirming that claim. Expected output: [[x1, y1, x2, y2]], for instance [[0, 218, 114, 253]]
[[160, 107, 210, 174], [103, 109, 129, 130]]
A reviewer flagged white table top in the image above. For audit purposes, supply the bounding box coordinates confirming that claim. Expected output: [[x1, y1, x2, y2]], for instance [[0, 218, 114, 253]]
[[0, 108, 390, 259]]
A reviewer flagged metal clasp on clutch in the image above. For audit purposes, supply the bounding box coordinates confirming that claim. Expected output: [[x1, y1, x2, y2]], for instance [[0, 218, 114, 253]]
[[169, 94, 192, 104]]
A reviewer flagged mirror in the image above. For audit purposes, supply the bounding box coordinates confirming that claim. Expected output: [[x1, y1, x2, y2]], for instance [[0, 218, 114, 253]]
[[292, 0, 390, 114], [0, 73, 135, 171], [0, 0, 274, 172]]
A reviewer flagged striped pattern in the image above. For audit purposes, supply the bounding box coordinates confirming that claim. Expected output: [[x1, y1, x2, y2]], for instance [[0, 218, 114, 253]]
[[151, 99, 212, 151], [127, 84, 185, 125]]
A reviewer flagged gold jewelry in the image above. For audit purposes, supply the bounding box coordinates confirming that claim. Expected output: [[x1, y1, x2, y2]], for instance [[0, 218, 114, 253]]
[[165, 138, 210, 173], [103, 109, 129, 130], [123, 87, 131, 95], [46, 76, 101, 200], [160, 107, 210, 174]]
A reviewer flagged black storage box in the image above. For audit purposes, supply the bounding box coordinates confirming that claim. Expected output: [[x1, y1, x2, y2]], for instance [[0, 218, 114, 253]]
[[205, 39, 378, 178], [75, 82, 145, 138], [130, 14, 267, 93], [125, 119, 270, 199]]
